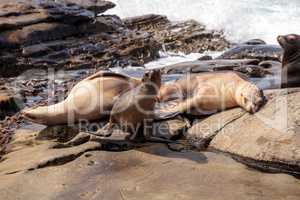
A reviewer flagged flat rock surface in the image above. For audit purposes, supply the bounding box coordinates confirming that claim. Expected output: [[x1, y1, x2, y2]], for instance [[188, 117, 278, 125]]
[[0, 128, 299, 200]]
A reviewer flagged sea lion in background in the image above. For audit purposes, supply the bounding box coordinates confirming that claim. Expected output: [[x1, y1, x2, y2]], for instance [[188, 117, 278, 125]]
[[22, 71, 141, 125], [277, 34, 300, 88], [156, 71, 265, 119], [95, 70, 176, 143]]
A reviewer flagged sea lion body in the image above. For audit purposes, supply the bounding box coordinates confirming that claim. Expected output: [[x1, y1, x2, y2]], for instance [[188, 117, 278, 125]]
[[156, 71, 265, 119], [22, 71, 141, 125], [277, 34, 300, 88]]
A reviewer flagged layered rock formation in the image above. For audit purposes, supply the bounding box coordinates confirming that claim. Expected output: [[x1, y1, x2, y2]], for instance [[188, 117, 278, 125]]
[[124, 14, 230, 54], [0, 0, 160, 77]]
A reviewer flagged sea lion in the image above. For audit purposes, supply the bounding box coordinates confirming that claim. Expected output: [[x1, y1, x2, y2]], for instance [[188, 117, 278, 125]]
[[156, 71, 265, 119], [277, 34, 300, 88], [92, 70, 178, 143], [95, 70, 165, 142], [22, 71, 141, 125]]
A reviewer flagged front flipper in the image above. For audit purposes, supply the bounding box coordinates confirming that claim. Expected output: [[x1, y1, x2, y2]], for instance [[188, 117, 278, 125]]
[[88, 123, 114, 137], [154, 100, 183, 120]]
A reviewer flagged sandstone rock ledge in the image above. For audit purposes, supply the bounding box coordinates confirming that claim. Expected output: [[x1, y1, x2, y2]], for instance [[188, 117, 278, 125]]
[[187, 88, 300, 177], [0, 129, 299, 200]]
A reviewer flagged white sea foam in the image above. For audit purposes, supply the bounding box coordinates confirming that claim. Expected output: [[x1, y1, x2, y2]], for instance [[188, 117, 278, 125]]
[[107, 0, 300, 44]]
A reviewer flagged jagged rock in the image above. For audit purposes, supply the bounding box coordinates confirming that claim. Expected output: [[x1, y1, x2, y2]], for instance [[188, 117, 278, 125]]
[[0, 1, 94, 33], [0, 1, 160, 77], [187, 88, 300, 176], [217, 44, 283, 62], [65, 0, 115, 14], [0, 23, 78, 47], [124, 14, 230, 54], [233, 65, 273, 78]]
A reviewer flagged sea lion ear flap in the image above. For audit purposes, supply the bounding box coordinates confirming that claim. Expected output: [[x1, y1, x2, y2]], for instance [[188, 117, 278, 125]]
[[155, 69, 162, 76], [142, 71, 150, 82]]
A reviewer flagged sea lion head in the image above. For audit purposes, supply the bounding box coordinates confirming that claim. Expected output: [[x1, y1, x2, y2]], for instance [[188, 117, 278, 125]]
[[236, 83, 266, 114], [277, 34, 300, 65], [142, 69, 162, 89]]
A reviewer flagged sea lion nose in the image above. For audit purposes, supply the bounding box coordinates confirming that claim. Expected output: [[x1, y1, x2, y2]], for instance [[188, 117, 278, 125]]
[[277, 35, 284, 42]]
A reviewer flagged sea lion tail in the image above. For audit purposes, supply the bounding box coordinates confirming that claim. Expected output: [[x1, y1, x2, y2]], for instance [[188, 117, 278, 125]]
[[22, 102, 67, 125]]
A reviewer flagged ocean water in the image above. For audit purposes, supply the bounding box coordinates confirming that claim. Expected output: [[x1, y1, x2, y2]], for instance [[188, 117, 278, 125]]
[[107, 0, 300, 44]]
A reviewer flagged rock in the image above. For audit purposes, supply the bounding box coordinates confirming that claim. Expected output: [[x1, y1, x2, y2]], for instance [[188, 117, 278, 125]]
[[0, 140, 300, 199], [0, 90, 21, 120], [198, 55, 213, 61], [233, 65, 272, 78], [124, 14, 169, 30], [64, 0, 115, 14], [0, 1, 94, 33], [186, 108, 246, 150], [153, 116, 191, 140], [0, 23, 78, 47], [124, 14, 230, 54], [217, 44, 283, 62], [0, 1, 161, 77], [162, 59, 259, 74], [188, 88, 300, 176], [243, 39, 266, 45]]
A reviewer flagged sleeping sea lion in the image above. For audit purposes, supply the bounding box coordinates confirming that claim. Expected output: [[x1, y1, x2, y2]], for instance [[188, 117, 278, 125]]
[[22, 71, 141, 125], [277, 34, 300, 88], [156, 71, 265, 119]]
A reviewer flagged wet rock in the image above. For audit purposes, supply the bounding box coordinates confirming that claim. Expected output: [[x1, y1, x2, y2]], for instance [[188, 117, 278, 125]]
[[217, 44, 283, 62], [64, 0, 115, 14], [124, 14, 230, 54], [189, 88, 300, 176], [243, 39, 266, 45], [162, 59, 259, 74], [198, 55, 213, 61], [233, 65, 272, 78], [0, 23, 78, 47], [0, 89, 21, 120], [1, 141, 300, 200], [0, 1, 160, 77]]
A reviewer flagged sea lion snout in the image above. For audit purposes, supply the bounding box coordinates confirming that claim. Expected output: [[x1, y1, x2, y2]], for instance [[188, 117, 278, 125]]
[[277, 35, 285, 45]]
